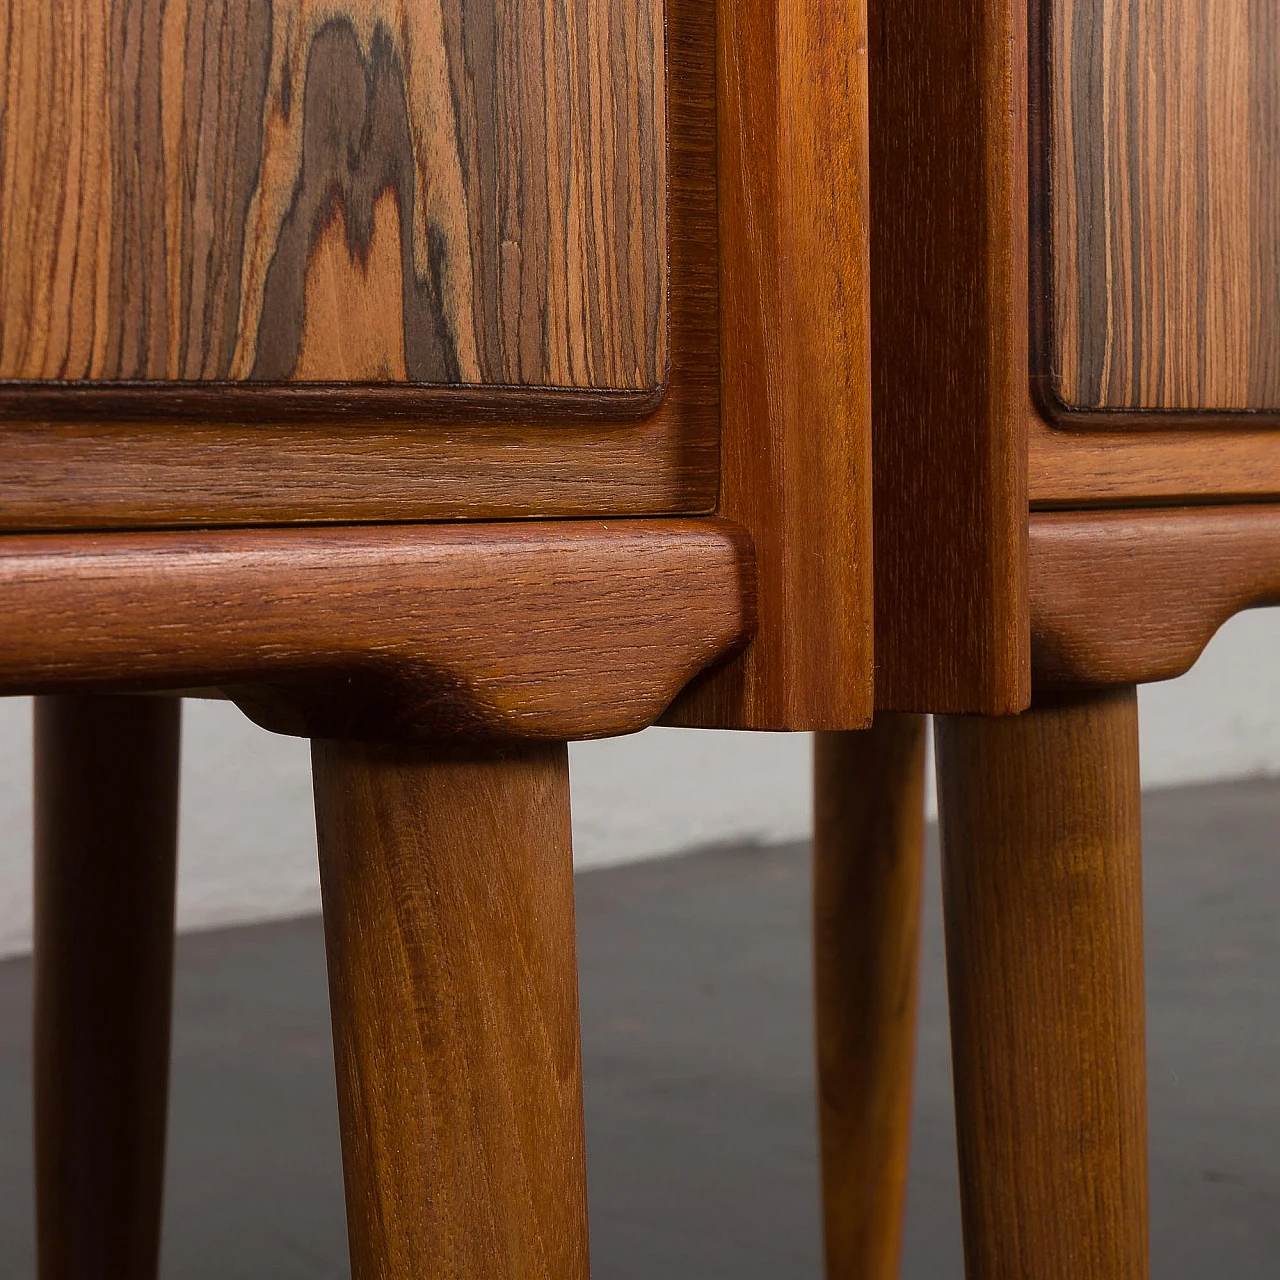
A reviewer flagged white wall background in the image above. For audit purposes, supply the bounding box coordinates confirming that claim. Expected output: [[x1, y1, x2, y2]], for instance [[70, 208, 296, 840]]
[[1, 607, 1278, 958]]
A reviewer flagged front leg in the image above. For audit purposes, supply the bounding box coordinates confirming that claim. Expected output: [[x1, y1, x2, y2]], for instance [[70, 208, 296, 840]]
[[311, 739, 588, 1280], [935, 688, 1148, 1279]]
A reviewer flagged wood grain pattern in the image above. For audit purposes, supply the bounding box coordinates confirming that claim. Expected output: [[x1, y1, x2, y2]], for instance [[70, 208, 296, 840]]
[[313, 739, 588, 1278], [0, 519, 754, 742], [936, 688, 1149, 1280], [664, 0, 874, 730], [0, 0, 666, 393], [1045, 0, 1280, 415], [1030, 505, 1280, 686], [0, 0, 718, 528], [34, 695, 180, 1280], [1028, 417, 1280, 504], [867, 0, 1029, 714], [813, 717, 926, 1279]]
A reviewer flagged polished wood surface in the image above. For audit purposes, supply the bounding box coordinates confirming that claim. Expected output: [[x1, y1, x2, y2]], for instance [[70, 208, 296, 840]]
[[313, 739, 587, 1279], [34, 696, 180, 1280], [0, 0, 666, 394], [1031, 505, 1280, 687], [667, 0, 873, 729], [868, 0, 1029, 715], [0, 0, 717, 527], [1046, 0, 1280, 415], [0, 520, 753, 742], [813, 717, 926, 1279], [936, 688, 1148, 1280]]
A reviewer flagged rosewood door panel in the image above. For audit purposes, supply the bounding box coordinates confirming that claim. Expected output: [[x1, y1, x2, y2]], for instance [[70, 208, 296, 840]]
[[1044, 0, 1279, 417], [0, 0, 666, 394], [0, 0, 720, 527]]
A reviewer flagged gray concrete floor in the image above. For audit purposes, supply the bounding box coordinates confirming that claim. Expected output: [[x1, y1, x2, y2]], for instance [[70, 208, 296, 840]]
[[1, 777, 1278, 1277]]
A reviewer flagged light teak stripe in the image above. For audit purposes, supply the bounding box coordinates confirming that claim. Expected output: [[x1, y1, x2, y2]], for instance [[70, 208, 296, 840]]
[[0, 0, 667, 390], [1049, 0, 1280, 412]]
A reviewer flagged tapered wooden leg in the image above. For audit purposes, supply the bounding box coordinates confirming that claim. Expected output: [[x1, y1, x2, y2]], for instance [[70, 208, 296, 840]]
[[312, 739, 589, 1280], [34, 695, 181, 1280], [935, 687, 1148, 1280], [813, 716, 926, 1279]]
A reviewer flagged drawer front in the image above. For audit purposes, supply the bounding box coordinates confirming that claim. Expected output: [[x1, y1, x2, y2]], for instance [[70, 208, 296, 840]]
[[1043, 0, 1280, 419], [1, 0, 666, 396]]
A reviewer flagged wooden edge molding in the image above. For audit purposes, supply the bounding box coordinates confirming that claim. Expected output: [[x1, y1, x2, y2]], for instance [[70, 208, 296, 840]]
[[1031, 380, 1280, 435], [667, 0, 875, 732], [0, 519, 756, 743], [1028, 425, 1280, 508], [1031, 506, 1280, 688], [0, 381, 669, 426]]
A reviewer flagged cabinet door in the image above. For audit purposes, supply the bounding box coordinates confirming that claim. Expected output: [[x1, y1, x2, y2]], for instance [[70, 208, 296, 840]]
[[1029, 0, 1280, 503], [0, 0, 720, 527]]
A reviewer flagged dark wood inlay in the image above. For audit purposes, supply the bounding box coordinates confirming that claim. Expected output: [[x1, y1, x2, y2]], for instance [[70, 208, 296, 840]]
[[0, 0, 667, 393], [1045, 0, 1280, 415]]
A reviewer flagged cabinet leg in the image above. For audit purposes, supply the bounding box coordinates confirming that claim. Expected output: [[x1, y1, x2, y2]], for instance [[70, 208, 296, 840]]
[[312, 740, 589, 1280], [34, 695, 181, 1280], [813, 716, 926, 1279], [935, 688, 1148, 1279]]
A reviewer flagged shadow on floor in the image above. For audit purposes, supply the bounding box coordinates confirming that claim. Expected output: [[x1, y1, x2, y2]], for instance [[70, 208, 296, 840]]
[[1, 778, 1278, 1276]]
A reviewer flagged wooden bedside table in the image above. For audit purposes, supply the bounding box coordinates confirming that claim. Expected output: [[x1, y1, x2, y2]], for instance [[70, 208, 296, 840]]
[[0, 1, 885, 1276], [867, 0, 1280, 1274]]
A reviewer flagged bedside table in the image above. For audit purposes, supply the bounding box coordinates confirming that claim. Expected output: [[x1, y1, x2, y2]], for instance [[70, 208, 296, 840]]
[[868, 0, 1280, 1273], [0, 0, 881, 1275]]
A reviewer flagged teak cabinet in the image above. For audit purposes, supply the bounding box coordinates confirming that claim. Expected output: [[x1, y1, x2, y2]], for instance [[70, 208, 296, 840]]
[[871, 0, 1280, 1276], [0, 2, 888, 1278]]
